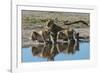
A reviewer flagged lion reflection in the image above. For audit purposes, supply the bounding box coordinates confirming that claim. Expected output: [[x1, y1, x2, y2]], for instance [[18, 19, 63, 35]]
[[31, 41, 79, 61]]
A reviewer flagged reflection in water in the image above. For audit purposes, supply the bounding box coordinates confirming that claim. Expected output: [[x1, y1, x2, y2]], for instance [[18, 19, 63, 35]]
[[31, 41, 79, 61]]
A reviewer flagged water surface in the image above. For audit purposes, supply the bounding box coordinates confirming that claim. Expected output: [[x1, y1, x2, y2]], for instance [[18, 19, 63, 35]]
[[22, 42, 90, 62]]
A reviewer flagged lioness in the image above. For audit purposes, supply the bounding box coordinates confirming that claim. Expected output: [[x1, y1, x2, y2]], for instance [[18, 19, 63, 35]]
[[46, 19, 77, 44], [46, 19, 64, 43], [31, 28, 51, 44], [57, 29, 76, 42]]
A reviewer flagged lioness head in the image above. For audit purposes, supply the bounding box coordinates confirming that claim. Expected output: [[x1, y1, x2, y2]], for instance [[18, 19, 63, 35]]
[[46, 19, 54, 30]]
